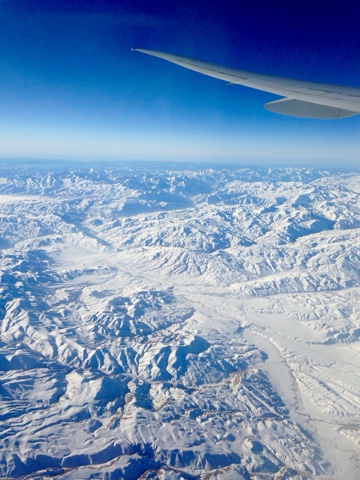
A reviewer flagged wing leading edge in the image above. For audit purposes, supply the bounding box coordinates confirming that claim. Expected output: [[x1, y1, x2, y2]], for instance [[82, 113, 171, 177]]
[[132, 48, 360, 119]]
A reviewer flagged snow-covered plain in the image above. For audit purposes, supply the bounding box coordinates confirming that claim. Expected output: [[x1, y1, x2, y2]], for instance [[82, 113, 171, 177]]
[[0, 162, 359, 479]]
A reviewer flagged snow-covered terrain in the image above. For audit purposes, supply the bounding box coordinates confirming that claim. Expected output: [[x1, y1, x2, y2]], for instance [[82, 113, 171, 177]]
[[0, 161, 359, 479]]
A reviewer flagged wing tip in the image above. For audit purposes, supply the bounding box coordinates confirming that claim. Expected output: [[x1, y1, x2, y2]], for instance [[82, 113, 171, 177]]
[[131, 48, 151, 54]]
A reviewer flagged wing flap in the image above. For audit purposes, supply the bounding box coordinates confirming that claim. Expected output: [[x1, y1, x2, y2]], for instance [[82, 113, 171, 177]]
[[264, 98, 358, 119]]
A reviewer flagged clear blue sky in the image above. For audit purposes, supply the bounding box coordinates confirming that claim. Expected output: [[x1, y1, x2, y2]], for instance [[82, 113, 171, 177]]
[[1, 0, 360, 166]]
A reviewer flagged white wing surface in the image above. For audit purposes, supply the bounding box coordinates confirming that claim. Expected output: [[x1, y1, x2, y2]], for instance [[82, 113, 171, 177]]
[[132, 48, 360, 119]]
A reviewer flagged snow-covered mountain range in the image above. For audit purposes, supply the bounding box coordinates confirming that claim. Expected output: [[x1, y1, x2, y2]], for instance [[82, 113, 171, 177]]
[[0, 162, 359, 479]]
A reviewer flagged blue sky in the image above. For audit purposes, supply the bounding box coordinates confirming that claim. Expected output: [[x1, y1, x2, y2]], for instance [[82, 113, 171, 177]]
[[1, 0, 360, 166]]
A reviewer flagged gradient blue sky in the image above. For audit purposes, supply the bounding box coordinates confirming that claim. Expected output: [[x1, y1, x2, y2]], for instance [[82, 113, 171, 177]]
[[1, 0, 360, 166]]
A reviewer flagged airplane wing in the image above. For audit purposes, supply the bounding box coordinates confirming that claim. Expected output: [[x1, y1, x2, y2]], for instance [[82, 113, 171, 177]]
[[132, 48, 360, 119]]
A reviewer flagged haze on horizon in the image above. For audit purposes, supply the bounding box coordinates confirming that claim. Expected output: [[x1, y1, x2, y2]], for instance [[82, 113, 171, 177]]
[[1, 0, 360, 166]]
